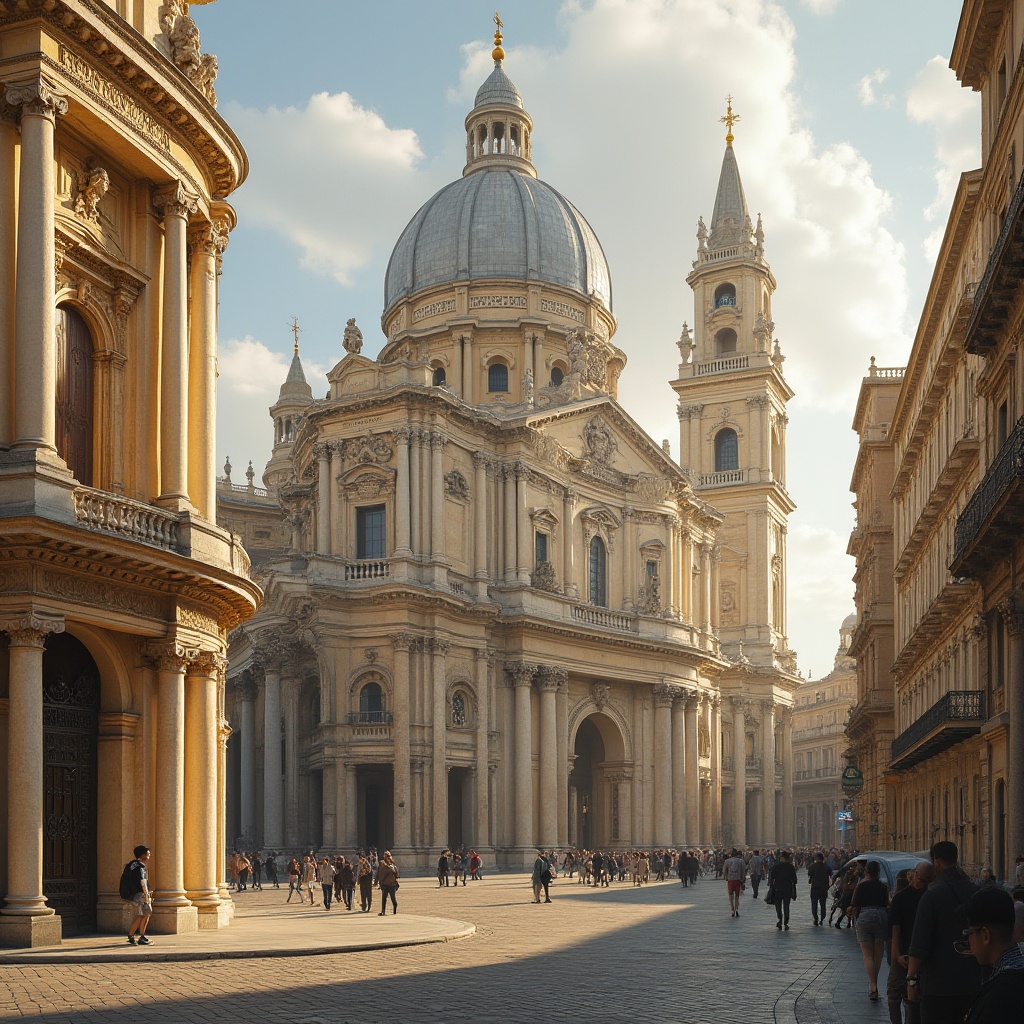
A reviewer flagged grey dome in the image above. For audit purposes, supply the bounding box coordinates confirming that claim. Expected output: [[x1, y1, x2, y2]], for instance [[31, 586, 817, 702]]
[[474, 64, 523, 109], [384, 169, 612, 315]]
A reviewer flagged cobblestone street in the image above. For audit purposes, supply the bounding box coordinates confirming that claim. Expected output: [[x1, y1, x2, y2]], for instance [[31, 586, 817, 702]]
[[0, 873, 893, 1024]]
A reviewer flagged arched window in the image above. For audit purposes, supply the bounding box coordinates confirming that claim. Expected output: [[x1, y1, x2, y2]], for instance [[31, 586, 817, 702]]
[[589, 535, 607, 607], [451, 690, 468, 727], [714, 428, 739, 472], [549, 365, 564, 387], [714, 283, 736, 308], [55, 305, 94, 485], [488, 361, 509, 393], [432, 365, 447, 386], [714, 328, 737, 355], [358, 681, 385, 723]]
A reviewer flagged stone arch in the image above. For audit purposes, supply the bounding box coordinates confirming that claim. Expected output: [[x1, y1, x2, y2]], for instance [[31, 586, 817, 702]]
[[567, 699, 632, 763], [61, 621, 133, 712], [446, 678, 476, 728]]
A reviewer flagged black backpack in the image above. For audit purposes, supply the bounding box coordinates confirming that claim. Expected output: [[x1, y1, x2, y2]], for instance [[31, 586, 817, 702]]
[[118, 861, 135, 901]]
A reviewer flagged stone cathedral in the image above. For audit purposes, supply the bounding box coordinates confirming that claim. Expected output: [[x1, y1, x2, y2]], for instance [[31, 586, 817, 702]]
[[220, 30, 800, 869]]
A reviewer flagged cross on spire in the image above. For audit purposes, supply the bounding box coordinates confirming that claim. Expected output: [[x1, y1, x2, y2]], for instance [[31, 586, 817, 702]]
[[720, 95, 740, 145], [492, 11, 505, 62], [289, 316, 301, 355]]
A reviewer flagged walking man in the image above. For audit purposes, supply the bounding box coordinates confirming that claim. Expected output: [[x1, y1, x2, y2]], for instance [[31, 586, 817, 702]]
[[319, 857, 336, 910], [723, 847, 746, 917], [807, 851, 832, 926], [124, 844, 153, 945], [749, 849, 765, 900]]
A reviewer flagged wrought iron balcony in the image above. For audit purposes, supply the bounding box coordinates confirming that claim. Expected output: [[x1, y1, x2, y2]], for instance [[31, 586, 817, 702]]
[[890, 690, 985, 771], [965, 166, 1024, 354], [951, 413, 1024, 576]]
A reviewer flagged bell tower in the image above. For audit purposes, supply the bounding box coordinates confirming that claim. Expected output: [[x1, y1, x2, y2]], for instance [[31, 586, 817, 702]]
[[670, 100, 796, 671]]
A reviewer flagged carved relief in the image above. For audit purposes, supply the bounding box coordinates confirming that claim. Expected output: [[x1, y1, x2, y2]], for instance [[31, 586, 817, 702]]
[[581, 416, 618, 468], [343, 472, 394, 500], [160, 1, 219, 104], [40, 570, 167, 621], [347, 431, 393, 467], [591, 682, 610, 710], [531, 560, 559, 593], [445, 470, 470, 501], [70, 164, 110, 223]]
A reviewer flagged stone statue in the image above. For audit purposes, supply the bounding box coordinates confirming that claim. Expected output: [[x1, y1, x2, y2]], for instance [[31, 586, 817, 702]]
[[161, 0, 219, 105], [522, 367, 534, 406], [697, 216, 708, 251], [677, 321, 693, 363], [71, 165, 109, 223], [343, 317, 363, 355]]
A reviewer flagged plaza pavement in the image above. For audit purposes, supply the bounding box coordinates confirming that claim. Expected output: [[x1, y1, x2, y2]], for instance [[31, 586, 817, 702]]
[[0, 872, 894, 1024]]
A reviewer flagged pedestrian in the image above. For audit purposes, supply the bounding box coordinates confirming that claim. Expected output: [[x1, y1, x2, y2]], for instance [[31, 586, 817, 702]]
[[437, 850, 449, 887], [123, 844, 154, 945], [749, 849, 765, 900], [723, 847, 746, 917], [301, 854, 318, 905], [338, 856, 355, 911], [319, 857, 336, 910], [357, 854, 374, 911], [959, 887, 1024, 1023], [237, 850, 251, 891], [251, 851, 263, 891], [807, 851, 831, 926], [768, 849, 798, 931], [889, 863, 931, 1024], [286, 857, 303, 902], [470, 849, 482, 880], [377, 851, 399, 915], [592, 849, 604, 887], [852, 859, 889, 1000], [265, 853, 279, 888], [906, 840, 982, 1024], [532, 849, 552, 903], [459, 849, 470, 886]]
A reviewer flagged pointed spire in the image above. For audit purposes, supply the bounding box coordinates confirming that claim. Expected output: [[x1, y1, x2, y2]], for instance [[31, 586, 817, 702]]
[[709, 142, 751, 249]]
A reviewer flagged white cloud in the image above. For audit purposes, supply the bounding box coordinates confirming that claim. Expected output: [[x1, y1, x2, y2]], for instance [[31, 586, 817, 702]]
[[906, 56, 980, 260], [800, 0, 840, 12], [223, 92, 432, 285], [858, 68, 892, 108], [218, 336, 290, 396]]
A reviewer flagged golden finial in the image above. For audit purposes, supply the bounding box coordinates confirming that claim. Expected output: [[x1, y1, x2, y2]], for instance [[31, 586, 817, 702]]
[[289, 316, 301, 355], [492, 11, 505, 63], [720, 95, 740, 145]]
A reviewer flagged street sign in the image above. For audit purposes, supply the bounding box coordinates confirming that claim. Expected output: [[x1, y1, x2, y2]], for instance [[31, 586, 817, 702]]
[[841, 765, 865, 798]]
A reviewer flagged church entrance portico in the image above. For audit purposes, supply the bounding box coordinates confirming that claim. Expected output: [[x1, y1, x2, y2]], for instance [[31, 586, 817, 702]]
[[569, 711, 629, 849]]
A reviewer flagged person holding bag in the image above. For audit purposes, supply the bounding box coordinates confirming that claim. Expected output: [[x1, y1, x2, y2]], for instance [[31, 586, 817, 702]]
[[768, 850, 799, 930]]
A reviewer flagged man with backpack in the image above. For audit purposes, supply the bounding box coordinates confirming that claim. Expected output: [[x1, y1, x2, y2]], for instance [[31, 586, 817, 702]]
[[120, 845, 153, 945]]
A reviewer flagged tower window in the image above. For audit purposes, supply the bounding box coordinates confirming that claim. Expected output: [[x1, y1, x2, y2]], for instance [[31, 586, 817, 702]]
[[535, 531, 549, 566], [432, 365, 447, 386], [714, 283, 736, 308], [714, 328, 737, 356], [356, 504, 387, 559], [358, 681, 385, 723], [589, 536, 608, 607], [550, 366, 564, 387], [488, 362, 509, 393], [714, 429, 739, 472]]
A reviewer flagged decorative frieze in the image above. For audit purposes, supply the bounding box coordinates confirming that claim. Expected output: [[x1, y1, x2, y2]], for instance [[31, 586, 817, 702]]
[[540, 298, 584, 323], [470, 294, 527, 309], [413, 299, 456, 322]]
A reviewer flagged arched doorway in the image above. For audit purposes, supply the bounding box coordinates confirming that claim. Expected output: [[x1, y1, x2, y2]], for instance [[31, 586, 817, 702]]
[[42, 633, 100, 934], [570, 711, 628, 849]]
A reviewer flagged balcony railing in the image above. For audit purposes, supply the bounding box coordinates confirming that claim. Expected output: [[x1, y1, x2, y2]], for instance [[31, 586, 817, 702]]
[[347, 712, 394, 726], [890, 690, 986, 770], [952, 413, 1024, 574], [343, 559, 392, 581], [571, 604, 637, 632], [695, 354, 750, 376], [698, 469, 745, 487], [74, 487, 181, 552], [794, 766, 840, 781]]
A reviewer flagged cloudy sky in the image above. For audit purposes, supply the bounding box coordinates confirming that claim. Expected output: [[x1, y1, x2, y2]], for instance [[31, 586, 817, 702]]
[[197, 0, 978, 680]]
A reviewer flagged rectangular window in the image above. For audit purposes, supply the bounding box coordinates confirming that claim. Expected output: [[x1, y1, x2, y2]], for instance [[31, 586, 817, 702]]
[[535, 531, 548, 566], [646, 559, 659, 578], [997, 400, 1009, 449], [356, 504, 387, 559]]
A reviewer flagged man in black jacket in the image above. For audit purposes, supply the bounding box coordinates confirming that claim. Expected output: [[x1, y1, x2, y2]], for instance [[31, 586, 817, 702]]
[[907, 841, 981, 1023], [962, 887, 1024, 1023], [806, 852, 832, 926]]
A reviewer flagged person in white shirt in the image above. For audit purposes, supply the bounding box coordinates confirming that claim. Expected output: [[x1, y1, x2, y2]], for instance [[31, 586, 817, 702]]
[[723, 848, 747, 917]]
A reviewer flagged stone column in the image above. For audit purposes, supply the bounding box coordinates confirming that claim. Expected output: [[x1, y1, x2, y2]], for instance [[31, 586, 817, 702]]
[[153, 182, 199, 506], [233, 675, 258, 845], [394, 428, 412, 557], [184, 652, 226, 928], [187, 218, 228, 520], [555, 669, 569, 847], [284, 684, 299, 846], [0, 613, 64, 948], [508, 662, 536, 854], [701, 544, 713, 633], [731, 698, 747, 847], [148, 642, 199, 933], [712, 696, 723, 843], [430, 433, 447, 561], [516, 462, 532, 583], [684, 691, 700, 843], [431, 638, 449, 849], [409, 428, 422, 557], [345, 762, 358, 847], [672, 691, 686, 844], [473, 452, 489, 579], [653, 684, 674, 846], [562, 488, 576, 597], [7, 80, 67, 454], [622, 509, 635, 609], [216, 715, 231, 902], [474, 648, 492, 850], [315, 442, 332, 555], [390, 633, 416, 852], [503, 464, 517, 582], [761, 700, 777, 846], [261, 662, 284, 849], [1001, 594, 1024, 864], [462, 332, 474, 404], [0, 108, 18, 445], [537, 669, 559, 849]]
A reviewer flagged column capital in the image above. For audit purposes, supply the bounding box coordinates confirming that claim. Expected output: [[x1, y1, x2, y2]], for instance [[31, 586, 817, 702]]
[[429, 636, 450, 656], [395, 426, 412, 444], [313, 441, 332, 461], [389, 631, 418, 652], [514, 460, 531, 480], [653, 682, 677, 708], [154, 181, 200, 220], [777, 705, 793, 726], [730, 695, 751, 716], [504, 661, 537, 687], [998, 592, 1024, 637], [429, 431, 448, 451], [683, 689, 701, 711], [472, 450, 490, 469], [0, 611, 64, 648], [187, 219, 228, 258], [143, 641, 200, 672], [189, 650, 226, 678], [229, 671, 258, 701], [4, 76, 69, 119], [759, 698, 776, 716]]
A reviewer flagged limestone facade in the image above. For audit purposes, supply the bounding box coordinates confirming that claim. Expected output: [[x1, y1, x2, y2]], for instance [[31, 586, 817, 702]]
[[0, 0, 257, 946], [791, 620, 857, 849], [220, 39, 798, 868]]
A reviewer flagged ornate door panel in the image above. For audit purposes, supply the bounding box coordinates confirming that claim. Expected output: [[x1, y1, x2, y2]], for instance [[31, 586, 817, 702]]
[[42, 668, 99, 934], [55, 304, 94, 485]]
